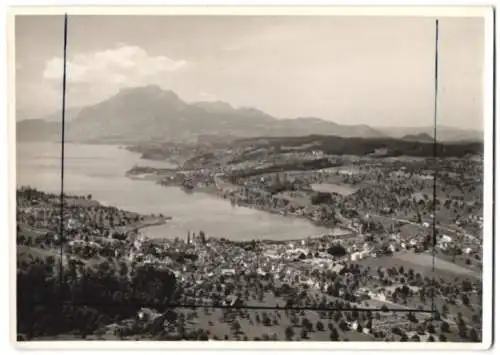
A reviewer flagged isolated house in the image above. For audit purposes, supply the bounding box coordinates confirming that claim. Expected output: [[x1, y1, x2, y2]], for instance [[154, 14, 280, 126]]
[[442, 235, 452, 243], [137, 308, 161, 322], [221, 268, 236, 276]]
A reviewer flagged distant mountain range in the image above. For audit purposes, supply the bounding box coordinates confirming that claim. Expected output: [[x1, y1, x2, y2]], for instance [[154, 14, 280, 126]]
[[16, 85, 482, 144]]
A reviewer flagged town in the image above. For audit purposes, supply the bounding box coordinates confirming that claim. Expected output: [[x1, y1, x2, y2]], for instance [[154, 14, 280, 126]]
[[17, 135, 483, 342]]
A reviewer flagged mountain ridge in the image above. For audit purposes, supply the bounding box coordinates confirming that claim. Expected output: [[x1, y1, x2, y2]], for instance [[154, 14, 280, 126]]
[[16, 86, 481, 144]]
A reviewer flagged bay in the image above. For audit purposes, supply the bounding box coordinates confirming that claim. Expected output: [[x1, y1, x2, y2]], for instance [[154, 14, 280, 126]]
[[17, 142, 348, 241]]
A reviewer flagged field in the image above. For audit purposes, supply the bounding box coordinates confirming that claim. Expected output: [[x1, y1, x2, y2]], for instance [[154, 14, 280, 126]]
[[311, 183, 358, 196], [356, 251, 482, 328], [394, 253, 481, 280], [173, 290, 376, 341], [17, 245, 59, 264], [358, 252, 479, 282]]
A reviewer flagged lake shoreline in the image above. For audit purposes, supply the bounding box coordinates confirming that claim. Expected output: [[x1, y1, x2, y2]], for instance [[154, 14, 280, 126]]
[[126, 169, 355, 238], [19, 142, 348, 242]]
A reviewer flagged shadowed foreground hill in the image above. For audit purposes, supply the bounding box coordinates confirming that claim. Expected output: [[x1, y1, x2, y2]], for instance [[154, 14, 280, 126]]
[[17, 249, 178, 339]]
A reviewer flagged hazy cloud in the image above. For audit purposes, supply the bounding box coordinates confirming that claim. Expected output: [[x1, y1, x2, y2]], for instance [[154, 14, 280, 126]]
[[35, 45, 189, 112], [43, 45, 188, 86]]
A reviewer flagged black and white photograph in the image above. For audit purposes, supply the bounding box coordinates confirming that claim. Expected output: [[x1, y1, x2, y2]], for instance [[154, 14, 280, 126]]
[[9, 5, 494, 349]]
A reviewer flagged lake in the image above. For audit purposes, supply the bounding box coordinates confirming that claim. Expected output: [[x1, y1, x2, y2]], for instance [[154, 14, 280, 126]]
[[16, 142, 348, 241]]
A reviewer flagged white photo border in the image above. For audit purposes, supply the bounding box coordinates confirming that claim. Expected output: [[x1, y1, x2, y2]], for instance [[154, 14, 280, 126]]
[[6, 4, 495, 351]]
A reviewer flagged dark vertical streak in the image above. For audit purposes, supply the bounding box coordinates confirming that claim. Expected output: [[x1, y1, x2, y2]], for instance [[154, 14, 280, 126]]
[[491, 7, 496, 347], [59, 13, 68, 315], [431, 19, 439, 315]]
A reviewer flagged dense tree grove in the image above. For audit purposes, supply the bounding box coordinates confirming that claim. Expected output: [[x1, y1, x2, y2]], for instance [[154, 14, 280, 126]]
[[327, 244, 347, 257], [17, 255, 177, 338], [310, 192, 334, 205], [236, 135, 482, 158]]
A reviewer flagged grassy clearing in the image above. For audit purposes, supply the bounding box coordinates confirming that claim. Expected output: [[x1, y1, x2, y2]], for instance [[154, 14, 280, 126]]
[[394, 253, 481, 280], [359, 252, 480, 281], [310, 183, 358, 196], [178, 307, 374, 341], [17, 245, 59, 263]]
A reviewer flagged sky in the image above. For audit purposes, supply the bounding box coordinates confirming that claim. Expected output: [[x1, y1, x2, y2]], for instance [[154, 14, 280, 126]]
[[15, 15, 484, 129]]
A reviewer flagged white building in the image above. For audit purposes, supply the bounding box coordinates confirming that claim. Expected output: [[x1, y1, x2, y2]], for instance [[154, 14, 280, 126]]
[[442, 235, 453, 243], [221, 268, 236, 276], [351, 252, 362, 261]]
